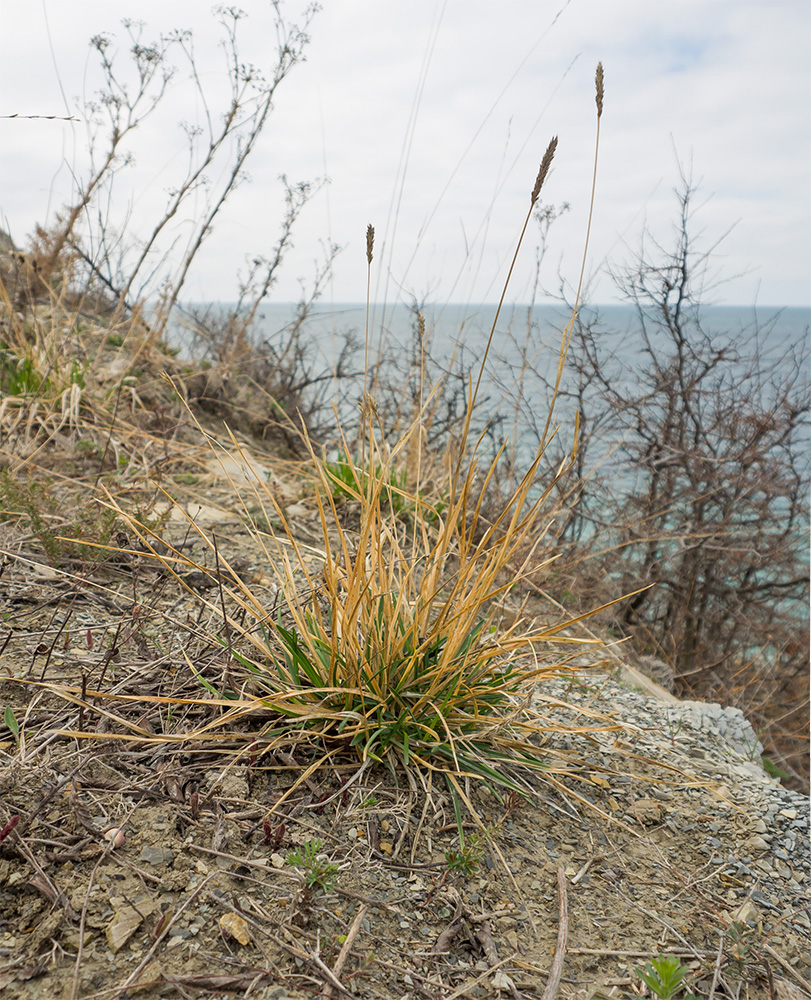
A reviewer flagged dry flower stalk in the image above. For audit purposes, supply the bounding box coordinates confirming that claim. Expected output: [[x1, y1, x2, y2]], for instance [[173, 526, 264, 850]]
[[596, 62, 604, 119], [531, 136, 558, 205]]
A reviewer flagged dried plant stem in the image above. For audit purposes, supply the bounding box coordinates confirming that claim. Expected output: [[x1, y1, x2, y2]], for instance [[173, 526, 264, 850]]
[[536, 61, 604, 456], [322, 903, 368, 998], [541, 866, 569, 1000], [361, 224, 375, 468], [456, 136, 558, 483]]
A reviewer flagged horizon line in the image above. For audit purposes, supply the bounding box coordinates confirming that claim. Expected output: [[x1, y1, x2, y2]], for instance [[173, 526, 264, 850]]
[[177, 300, 811, 311]]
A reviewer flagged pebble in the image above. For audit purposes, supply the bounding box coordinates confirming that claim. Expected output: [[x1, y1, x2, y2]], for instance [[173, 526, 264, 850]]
[[746, 835, 771, 852], [138, 847, 174, 866]]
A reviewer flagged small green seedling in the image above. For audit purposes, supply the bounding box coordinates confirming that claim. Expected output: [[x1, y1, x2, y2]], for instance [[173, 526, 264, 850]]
[[3, 707, 19, 741], [636, 955, 700, 1000], [725, 920, 755, 971], [445, 830, 487, 877], [761, 756, 790, 781], [286, 838, 339, 893]]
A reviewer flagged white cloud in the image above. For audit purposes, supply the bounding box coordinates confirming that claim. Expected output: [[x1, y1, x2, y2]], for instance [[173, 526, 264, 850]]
[[0, 0, 808, 305]]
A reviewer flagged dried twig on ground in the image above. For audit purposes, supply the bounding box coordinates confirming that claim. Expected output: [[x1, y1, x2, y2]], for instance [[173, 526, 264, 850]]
[[541, 865, 569, 1000]]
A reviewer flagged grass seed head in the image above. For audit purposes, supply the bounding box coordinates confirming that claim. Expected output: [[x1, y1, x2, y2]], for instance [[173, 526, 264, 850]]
[[366, 223, 374, 264], [531, 136, 558, 205], [596, 62, 604, 119]]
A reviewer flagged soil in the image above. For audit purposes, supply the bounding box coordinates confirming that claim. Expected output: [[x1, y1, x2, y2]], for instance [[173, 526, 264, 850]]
[[1, 465, 809, 1000]]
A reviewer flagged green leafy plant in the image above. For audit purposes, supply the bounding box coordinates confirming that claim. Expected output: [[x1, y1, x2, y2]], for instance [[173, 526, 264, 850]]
[[0, 348, 45, 395], [69, 358, 87, 389], [445, 829, 488, 876], [3, 706, 19, 741], [725, 920, 756, 972], [636, 955, 700, 1000], [326, 451, 407, 513], [75, 439, 102, 458], [761, 756, 790, 781], [286, 838, 339, 893], [324, 451, 448, 527], [0, 469, 118, 566]]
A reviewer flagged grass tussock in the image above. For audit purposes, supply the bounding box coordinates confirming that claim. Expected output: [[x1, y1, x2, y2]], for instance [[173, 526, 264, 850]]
[[4, 72, 641, 838], [4, 53, 800, 833], [6, 31, 808, 998], [84, 109, 621, 828]]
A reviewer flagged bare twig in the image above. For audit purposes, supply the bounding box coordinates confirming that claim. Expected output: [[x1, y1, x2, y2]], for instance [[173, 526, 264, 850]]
[[275, 927, 351, 995], [541, 866, 569, 1000], [708, 929, 725, 1000], [322, 903, 368, 999]]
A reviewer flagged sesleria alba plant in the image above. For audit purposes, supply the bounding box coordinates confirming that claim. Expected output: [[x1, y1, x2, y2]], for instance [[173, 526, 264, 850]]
[[58, 65, 615, 818]]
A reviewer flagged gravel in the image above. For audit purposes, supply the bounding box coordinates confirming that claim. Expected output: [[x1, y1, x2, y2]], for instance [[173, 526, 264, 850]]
[[533, 667, 811, 966], [664, 699, 764, 760]]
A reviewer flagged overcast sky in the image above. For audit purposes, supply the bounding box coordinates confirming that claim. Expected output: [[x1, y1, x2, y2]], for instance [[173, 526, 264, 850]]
[[1, 0, 809, 307]]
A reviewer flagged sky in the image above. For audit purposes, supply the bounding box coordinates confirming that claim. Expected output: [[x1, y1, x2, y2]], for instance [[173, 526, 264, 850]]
[[1, 0, 809, 308]]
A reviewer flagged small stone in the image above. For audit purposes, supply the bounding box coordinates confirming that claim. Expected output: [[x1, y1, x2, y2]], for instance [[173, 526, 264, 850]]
[[219, 912, 250, 946], [503, 929, 519, 951], [779, 808, 798, 820], [138, 847, 173, 866], [630, 798, 663, 825], [752, 819, 767, 834], [734, 899, 760, 924], [746, 835, 770, 852], [106, 897, 157, 952], [129, 960, 163, 995], [62, 928, 94, 950]]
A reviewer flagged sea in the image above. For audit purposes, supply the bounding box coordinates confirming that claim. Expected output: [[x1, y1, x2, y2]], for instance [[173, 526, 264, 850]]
[[172, 300, 810, 472], [172, 301, 809, 630]]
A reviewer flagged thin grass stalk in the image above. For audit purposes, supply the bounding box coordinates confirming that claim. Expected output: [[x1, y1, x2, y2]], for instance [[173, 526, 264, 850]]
[[452, 135, 559, 487], [536, 63, 604, 455], [361, 224, 375, 469]]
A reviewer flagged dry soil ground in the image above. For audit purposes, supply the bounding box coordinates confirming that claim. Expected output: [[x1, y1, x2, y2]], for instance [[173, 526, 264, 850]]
[[1, 469, 809, 1000]]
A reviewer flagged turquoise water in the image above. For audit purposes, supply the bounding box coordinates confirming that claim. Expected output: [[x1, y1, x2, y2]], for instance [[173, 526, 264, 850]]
[[174, 300, 810, 471], [176, 301, 810, 391], [174, 300, 809, 633]]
